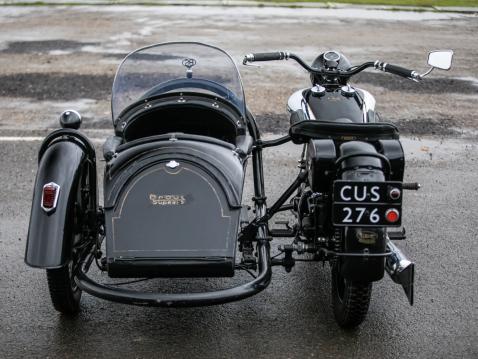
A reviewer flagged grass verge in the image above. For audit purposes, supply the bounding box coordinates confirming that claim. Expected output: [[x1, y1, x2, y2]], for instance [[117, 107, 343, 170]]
[[255, 0, 478, 7]]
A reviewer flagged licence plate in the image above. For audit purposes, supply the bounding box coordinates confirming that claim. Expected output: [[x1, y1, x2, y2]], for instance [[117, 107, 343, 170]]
[[332, 181, 402, 227]]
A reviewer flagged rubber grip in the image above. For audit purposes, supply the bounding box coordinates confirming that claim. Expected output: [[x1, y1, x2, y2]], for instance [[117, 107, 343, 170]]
[[384, 64, 414, 78], [251, 52, 286, 62]]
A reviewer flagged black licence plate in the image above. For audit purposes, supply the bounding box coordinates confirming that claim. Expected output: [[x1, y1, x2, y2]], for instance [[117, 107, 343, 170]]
[[332, 181, 402, 227]]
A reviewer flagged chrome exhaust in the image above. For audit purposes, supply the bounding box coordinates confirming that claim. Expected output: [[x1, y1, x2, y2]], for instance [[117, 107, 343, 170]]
[[385, 239, 415, 305]]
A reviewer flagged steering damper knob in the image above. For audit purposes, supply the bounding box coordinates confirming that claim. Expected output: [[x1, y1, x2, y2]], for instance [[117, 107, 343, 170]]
[[59, 109, 82, 129]]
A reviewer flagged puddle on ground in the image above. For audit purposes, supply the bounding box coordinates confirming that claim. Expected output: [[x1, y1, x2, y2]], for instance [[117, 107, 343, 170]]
[[0, 73, 112, 101], [0, 40, 99, 54], [0, 70, 475, 102], [354, 72, 478, 95]]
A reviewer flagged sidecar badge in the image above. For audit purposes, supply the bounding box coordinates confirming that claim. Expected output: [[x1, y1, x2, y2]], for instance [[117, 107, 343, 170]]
[[150, 194, 186, 206], [182, 58, 197, 69], [166, 160, 180, 169], [182, 58, 197, 79], [41, 182, 60, 212]]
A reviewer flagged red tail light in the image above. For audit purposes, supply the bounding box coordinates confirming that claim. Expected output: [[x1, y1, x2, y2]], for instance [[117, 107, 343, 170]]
[[385, 208, 400, 223], [41, 182, 60, 212]]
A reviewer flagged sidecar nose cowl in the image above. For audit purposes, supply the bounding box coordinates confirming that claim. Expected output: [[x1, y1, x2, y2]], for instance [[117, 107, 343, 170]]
[[59, 109, 82, 129]]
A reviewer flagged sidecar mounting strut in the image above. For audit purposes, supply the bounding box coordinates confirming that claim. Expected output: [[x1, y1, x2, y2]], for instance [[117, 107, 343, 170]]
[[239, 171, 307, 242], [75, 240, 272, 307]]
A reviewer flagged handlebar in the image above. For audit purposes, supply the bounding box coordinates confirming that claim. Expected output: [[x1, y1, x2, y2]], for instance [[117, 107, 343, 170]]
[[243, 51, 421, 81], [374, 61, 421, 81], [243, 52, 288, 62]]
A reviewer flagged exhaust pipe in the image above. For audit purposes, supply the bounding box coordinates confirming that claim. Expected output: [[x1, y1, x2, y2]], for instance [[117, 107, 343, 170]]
[[385, 239, 415, 305]]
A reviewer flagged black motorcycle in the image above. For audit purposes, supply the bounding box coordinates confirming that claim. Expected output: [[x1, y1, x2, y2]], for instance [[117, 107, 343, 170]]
[[25, 42, 452, 328]]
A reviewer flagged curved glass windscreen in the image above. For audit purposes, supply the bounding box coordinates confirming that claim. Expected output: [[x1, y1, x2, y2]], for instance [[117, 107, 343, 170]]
[[111, 42, 245, 120]]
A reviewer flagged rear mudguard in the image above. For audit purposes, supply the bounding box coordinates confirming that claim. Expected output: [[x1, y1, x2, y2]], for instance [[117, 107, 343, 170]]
[[339, 141, 386, 282], [25, 129, 97, 269]]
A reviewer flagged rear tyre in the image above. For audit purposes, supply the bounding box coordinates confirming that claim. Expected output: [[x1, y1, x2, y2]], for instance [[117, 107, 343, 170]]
[[46, 259, 82, 315], [331, 263, 372, 328], [332, 141, 384, 328]]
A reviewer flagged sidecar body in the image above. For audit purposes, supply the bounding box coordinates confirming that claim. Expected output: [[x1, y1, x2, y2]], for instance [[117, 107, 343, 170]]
[[103, 133, 244, 278], [25, 42, 271, 307]]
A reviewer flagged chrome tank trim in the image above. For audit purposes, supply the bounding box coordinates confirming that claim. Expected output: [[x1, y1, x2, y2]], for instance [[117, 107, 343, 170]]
[[359, 88, 376, 122], [286, 89, 316, 120]]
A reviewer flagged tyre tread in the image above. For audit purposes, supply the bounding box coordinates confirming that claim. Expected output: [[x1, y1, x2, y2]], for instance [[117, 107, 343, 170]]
[[46, 267, 81, 315], [332, 265, 372, 328]]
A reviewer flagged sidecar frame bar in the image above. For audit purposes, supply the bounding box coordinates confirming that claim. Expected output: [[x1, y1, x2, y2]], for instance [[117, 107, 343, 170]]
[[254, 135, 291, 149], [75, 239, 271, 307]]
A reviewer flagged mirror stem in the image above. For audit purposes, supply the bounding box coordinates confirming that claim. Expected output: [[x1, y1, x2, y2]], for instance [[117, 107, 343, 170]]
[[420, 66, 434, 78]]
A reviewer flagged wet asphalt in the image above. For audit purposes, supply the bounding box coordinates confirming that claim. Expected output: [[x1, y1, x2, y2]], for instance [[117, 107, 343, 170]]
[[0, 136, 477, 358], [0, 4, 477, 359]]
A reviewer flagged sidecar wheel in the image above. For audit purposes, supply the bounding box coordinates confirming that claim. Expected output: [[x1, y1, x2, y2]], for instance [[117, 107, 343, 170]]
[[331, 264, 372, 328], [46, 259, 82, 315]]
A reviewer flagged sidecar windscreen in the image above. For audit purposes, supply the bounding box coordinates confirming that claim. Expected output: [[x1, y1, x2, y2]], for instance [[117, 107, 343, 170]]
[[112, 42, 246, 122]]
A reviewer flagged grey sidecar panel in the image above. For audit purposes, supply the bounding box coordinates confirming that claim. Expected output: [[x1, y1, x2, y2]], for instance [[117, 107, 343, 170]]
[[107, 162, 237, 257], [103, 138, 245, 277]]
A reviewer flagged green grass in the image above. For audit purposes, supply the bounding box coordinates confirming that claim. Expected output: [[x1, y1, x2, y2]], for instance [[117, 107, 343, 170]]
[[255, 0, 478, 6], [3, 0, 477, 7]]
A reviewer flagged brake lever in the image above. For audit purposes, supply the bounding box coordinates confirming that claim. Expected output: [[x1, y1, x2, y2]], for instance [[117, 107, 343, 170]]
[[243, 62, 262, 68]]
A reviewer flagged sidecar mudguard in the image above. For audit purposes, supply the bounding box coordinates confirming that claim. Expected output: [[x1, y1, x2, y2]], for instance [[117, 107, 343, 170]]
[[25, 129, 97, 269]]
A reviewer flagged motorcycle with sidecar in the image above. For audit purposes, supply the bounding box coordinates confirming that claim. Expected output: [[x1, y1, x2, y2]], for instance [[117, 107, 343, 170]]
[[25, 42, 453, 327]]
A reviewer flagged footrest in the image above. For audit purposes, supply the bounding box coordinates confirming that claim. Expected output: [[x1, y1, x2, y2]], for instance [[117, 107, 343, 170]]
[[107, 257, 234, 278]]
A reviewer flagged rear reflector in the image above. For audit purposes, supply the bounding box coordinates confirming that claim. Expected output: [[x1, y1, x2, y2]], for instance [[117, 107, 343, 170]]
[[41, 182, 60, 212]]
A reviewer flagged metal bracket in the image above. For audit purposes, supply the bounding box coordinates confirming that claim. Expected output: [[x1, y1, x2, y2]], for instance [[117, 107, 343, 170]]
[[321, 248, 392, 258]]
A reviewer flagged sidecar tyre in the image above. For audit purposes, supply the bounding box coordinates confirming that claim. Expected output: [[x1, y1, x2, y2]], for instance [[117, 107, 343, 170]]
[[43, 162, 92, 315], [46, 259, 82, 315], [331, 264, 372, 328]]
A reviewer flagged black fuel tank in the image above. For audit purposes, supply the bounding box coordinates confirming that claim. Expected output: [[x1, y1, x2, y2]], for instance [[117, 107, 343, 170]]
[[103, 137, 245, 278], [306, 89, 364, 123]]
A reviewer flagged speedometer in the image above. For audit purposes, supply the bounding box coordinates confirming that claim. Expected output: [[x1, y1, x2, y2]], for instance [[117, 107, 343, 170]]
[[323, 51, 341, 62]]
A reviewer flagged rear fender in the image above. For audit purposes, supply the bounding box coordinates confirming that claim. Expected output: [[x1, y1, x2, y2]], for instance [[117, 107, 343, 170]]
[[25, 129, 97, 269], [339, 141, 386, 282]]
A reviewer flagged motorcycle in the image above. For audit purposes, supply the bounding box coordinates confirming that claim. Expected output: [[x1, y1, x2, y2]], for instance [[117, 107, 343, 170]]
[[25, 42, 453, 328]]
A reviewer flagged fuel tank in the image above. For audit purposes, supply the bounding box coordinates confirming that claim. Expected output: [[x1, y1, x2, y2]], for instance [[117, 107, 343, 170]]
[[103, 136, 245, 278], [287, 87, 377, 123]]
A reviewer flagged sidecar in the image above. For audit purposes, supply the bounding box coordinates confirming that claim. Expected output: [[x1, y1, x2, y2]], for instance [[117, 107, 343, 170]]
[[25, 42, 271, 311]]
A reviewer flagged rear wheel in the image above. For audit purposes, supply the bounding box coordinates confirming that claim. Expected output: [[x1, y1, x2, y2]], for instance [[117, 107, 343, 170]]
[[331, 263, 372, 328], [46, 258, 82, 315], [331, 141, 384, 328]]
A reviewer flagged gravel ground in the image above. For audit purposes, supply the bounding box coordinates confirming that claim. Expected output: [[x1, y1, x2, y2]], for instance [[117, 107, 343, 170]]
[[0, 5, 476, 135]]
